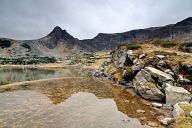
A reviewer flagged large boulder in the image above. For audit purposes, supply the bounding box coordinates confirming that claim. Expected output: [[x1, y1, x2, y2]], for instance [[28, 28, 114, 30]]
[[165, 85, 192, 106], [133, 67, 174, 101], [111, 50, 134, 68], [145, 67, 174, 83]]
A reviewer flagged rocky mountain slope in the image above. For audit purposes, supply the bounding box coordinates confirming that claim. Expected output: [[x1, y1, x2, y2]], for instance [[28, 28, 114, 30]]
[[0, 17, 191, 61], [82, 17, 192, 50], [0, 26, 93, 60]]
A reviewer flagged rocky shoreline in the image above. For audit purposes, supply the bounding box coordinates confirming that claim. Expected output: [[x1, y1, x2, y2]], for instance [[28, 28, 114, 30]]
[[92, 46, 192, 127]]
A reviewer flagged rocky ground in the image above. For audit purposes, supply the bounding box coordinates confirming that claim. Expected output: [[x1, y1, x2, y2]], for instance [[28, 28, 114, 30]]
[[0, 41, 192, 127], [92, 43, 192, 127]]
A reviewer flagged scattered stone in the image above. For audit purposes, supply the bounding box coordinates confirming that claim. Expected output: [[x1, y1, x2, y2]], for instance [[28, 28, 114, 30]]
[[139, 54, 146, 59], [136, 109, 146, 113], [165, 85, 192, 106], [190, 111, 192, 118], [122, 119, 130, 123], [139, 117, 147, 124], [131, 62, 144, 73], [178, 75, 191, 84], [160, 117, 175, 126], [147, 121, 158, 127], [127, 50, 133, 55], [164, 69, 175, 76], [151, 102, 163, 108], [156, 55, 166, 59], [133, 58, 138, 64]]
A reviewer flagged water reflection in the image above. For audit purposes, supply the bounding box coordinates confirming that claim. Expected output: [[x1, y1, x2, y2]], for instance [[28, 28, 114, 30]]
[[0, 68, 86, 85], [0, 78, 163, 127], [0, 91, 150, 128]]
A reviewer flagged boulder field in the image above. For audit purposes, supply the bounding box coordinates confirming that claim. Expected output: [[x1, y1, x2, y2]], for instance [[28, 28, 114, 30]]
[[92, 46, 192, 126]]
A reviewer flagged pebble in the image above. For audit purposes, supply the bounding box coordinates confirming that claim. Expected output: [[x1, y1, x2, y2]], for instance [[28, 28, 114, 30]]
[[151, 102, 163, 108], [156, 55, 165, 59], [160, 117, 175, 126], [136, 109, 145, 113], [147, 121, 158, 127], [190, 111, 192, 118], [139, 54, 146, 59]]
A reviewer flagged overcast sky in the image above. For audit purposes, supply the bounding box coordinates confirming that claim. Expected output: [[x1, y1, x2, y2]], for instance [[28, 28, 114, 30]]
[[0, 0, 192, 40]]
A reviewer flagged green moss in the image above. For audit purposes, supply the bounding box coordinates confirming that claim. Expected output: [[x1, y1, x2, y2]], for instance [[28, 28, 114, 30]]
[[178, 41, 192, 53], [147, 82, 156, 88], [180, 104, 192, 117], [175, 104, 192, 128], [152, 51, 177, 56], [118, 43, 141, 50], [153, 40, 177, 48], [175, 117, 192, 128]]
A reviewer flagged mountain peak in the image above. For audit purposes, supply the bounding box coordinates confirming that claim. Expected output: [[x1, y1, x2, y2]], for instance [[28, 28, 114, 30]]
[[53, 26, 62, 32], [48, 26, 68, 38]]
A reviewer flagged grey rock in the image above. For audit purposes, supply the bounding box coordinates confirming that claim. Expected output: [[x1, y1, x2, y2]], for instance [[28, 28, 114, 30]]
[[133, 67, 175, 101], [139, 54, 146, 59], [165, 85, 192, 106], [137, 109, 146, 113], [164, 69, 175, 76], [173, 103, 185, 118], [131, 62, 145, 73], [133, 68, 165, 101], [156, 55, 166, 59], [160, 117, 175, 126], [151, 102, 163, 108], [145, 67, 174, 82], [178, 75, 191, 84], [119, 52, 128, 68], [127, 50, 133, 55], [190, 111, 192, 118]]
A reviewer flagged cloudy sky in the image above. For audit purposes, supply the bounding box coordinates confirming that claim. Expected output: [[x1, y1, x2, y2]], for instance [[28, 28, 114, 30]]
[[0, 0, 192, 40]]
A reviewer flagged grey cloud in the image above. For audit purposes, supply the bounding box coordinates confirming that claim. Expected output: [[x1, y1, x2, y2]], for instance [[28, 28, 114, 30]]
[[0, 0, 192, 40]]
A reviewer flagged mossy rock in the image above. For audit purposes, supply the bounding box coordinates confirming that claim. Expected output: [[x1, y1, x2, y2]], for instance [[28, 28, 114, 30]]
[[147, 82, 156, 88]]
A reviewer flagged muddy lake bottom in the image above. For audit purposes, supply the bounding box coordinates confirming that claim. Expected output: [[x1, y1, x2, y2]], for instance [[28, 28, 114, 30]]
[[0, 68, 165, 128]]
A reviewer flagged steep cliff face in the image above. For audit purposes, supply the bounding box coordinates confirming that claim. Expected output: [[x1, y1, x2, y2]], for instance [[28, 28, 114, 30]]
[[82, 17, 192, 50]]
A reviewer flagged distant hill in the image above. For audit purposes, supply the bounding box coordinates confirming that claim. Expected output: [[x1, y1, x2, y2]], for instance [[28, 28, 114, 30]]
[[82, 17, 192, 50], [0, 17, 192, 59]]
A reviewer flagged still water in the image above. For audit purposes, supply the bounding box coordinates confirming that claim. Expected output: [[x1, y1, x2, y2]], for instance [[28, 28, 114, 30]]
[[0, 67, 86, 85], [0, 68, 163, 128]]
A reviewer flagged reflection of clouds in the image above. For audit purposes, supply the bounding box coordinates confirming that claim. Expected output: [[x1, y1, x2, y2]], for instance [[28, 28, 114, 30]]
[[0, 90, 148, 128]]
